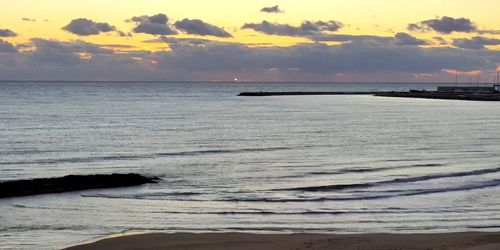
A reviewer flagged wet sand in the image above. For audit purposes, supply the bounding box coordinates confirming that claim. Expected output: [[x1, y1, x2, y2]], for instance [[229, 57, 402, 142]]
[[65, 232, 500, 250]]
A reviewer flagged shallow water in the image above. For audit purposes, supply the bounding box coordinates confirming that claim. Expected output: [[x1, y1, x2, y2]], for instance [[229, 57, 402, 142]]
[[1, 82, 500, 249]]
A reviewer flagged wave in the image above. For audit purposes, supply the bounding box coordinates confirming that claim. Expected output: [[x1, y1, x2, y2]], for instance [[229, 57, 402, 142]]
[[0, 225, 90, 232], [11, 204, 82, 211], [230, 179, 500, 202], [0, 149, 60, 156], [0, 147, 291, 165], [308, 163, 443, 176], [283, 166, 500, 192], [153, 210, 340, 215], [149, 208, 500, 216], [156, 147, 290, 156], [396, 179, 500, 197], [142, 191, 203, 196], [82, 191, 203, 199], [0, 154, 148, 165], [82, 177, 500, 203], [468, 225, 500, 229]]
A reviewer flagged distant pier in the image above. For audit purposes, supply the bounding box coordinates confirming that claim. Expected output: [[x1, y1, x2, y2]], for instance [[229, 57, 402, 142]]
[[238, 91, 379, 96], [375, 91, 500, 101], [238, 85, 500, 101]]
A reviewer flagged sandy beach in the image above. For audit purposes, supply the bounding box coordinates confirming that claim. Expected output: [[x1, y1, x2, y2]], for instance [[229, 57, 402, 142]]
[[65, 232, 500, 250]]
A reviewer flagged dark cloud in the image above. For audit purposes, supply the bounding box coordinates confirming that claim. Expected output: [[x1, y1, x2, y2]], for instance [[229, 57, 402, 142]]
[[117, 30, 132, 37], [0, 39, 156, 80], [260, 5, 284, 13], [0, 29, 17, 37], [306, 21, 344, 32], [408, 16, 477, 34], [453, 36, 500, 50], [147, 36, 275, 48], [433, 37, 448, 45], [1, 37, 498, 81], [0, 39, 18, 53], [393, 32, 430, 46], [174, 19, 232, 37], [478, 30, 500, 35], [155, 39, 499, 76], [99, 44, 136, 49], [129, 14, 177, 35], [242, 21, 300, 36], [302, 32, 429, 47], [27, 38, 113, 65], [22, 18, 36, 22], [242, 20, 343, 36], [62, 18, 116, 36], [144, 36, 212, 46], [309, 34, 391, 43], [407, 23, 425, 32], [142, 35, 171, 43]]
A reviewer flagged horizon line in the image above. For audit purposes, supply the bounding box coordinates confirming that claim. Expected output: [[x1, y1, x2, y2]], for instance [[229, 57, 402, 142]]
[[1, 80, 497, 85]]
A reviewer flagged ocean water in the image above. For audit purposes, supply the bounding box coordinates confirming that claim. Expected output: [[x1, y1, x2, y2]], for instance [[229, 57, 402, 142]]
[[1, 82, 500, 249]]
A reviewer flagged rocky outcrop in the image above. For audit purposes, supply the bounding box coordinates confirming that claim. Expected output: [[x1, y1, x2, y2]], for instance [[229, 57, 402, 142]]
[[0, 173, 158, 198]]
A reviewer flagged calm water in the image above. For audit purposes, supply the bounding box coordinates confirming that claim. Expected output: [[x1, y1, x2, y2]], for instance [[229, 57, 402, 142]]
[[1, 82, 500, 249]]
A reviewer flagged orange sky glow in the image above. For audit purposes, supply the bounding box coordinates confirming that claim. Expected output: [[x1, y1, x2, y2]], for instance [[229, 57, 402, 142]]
[[0, 0, 498, 81]]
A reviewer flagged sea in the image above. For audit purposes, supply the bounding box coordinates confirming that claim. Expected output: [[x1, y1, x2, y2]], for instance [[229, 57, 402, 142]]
[[1, 82, 500, 249]]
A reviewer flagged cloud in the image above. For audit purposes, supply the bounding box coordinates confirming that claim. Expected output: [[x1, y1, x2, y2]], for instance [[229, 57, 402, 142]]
[[62, 18, 116, 36], [155, 39, 499, 77], [117, 30, 132, 37], [478, 30, 500, 35], [28, 38, 113, 65], [302, 32, 429, 47], [260, 5, 284, 13], [174, 19, 232, 37], [0, 39, 18, 53], [99, 44, 137, 50], [393, 32, 430, 46], [1, 36, 498, 81], [433, 37, 448, 45], [129, 14, 177, 35], [242, 20, 343, 36], [144, 36, 212, 46], [307, 21, 344, 32], [453, 36, 500, 50], [408, 16, 477, 34], [309, 34, 391, 43], [0, 29, 17, 37], [22, 17, 36, 22], [0, 38, 158, 81]]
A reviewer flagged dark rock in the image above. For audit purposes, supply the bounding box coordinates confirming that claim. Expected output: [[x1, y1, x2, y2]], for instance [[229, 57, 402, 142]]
[[0, 173, 158, 198]]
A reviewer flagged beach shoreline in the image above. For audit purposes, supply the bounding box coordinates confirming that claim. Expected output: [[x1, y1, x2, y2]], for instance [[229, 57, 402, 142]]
[[64, 232, 500, 250]]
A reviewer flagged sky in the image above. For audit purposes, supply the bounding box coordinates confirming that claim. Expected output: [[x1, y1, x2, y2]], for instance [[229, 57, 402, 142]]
[[0, 0, 499, 82]]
